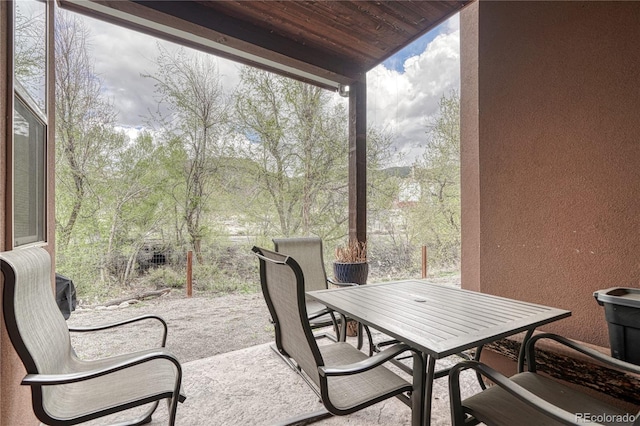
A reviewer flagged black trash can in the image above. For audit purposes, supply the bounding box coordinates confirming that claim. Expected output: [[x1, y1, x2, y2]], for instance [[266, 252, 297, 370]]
[[594, 287, 640, 364], [55, 273, 77, 320]]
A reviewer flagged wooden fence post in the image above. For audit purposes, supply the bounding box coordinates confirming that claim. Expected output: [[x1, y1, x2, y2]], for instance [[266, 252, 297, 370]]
[[187, 250, 193, 297], [421, 246, 428, 279]]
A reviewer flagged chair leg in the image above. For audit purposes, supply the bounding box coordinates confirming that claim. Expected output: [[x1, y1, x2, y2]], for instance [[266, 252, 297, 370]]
[[140, 410, 153, 425], [140, 413, 153, 425], [271, 343, 299, 371], [273, 408, 333, 426], [270, 344, 322, 400], [268, 345, 332, 424], [362, 325, 374, 356], [108, 402, 158, 426], [136, 402, 159, 425], [167, 394, 180, 426]]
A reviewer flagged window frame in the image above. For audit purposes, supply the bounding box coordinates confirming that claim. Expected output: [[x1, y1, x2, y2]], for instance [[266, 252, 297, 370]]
[[13, 86, 47, 247], [9, 0, 50, 249]]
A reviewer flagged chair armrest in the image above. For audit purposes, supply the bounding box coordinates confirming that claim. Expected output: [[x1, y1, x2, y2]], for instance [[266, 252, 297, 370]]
[[308, 307, 332, 322], [327, 277, 357, 287], [22, 350, 181, 386], [69, 315, 168, 347], [318, 343, 412, 377], [449, 360, 592, 426], [526, 333, 640, 375], [375, 339, 400, 349]]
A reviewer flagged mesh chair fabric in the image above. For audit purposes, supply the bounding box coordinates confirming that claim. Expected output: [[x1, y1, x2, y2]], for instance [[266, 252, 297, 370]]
[[256, 246, 413, 416], [273, 237, 329, 294], [320, 342, 410, 410], [1, 247, 183, 424], [463, 372, 632, 426]]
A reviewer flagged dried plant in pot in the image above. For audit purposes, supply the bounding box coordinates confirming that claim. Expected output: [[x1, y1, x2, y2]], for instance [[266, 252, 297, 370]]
[[333, 240, 368, 336], [333, 239, 368, 285]]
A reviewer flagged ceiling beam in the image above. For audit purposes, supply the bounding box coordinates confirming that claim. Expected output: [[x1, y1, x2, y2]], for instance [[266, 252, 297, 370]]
[[58, 0, 360, 90], [131, 1, 363, 80]]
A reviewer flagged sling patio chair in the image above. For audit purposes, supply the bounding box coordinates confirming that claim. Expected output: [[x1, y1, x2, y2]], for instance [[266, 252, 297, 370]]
[[1, 246, 185, 425], [449, 333, 640, 426], [252, 246, 426, 425], [273, 237, 374, 353]]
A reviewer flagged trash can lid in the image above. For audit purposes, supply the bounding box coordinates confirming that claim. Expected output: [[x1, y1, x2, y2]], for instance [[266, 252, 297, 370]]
[[594, 287, 640, 308]]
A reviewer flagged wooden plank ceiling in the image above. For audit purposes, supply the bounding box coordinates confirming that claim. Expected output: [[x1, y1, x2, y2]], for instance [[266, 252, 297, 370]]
[[58, 0, 470, 90]]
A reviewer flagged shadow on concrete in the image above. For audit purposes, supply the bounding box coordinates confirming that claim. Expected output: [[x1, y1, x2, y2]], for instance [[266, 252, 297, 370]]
[[140, 341, 482, 425]]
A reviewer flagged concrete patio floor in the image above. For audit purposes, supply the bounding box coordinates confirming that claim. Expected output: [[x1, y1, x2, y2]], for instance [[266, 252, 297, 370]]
[[62, 277, 482, 426], [137, 340, 482, 426]]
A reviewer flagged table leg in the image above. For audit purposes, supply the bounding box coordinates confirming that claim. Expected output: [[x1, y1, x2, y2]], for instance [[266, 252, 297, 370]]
[[473, 345, 487, 390], [423, 355, 436, 426], [411, 352, 426, 426], [518, 328, 535, 372], [339, 314, 347, 342]]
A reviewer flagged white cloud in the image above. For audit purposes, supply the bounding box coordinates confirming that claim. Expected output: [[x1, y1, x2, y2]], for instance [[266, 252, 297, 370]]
[[115, 125, 144, 142], [368, 20, 460, 166], [75, 10, 459, 167], [446, 13, 461, 33], [80, 13, 241, 127], [82, 16, 160, 126]]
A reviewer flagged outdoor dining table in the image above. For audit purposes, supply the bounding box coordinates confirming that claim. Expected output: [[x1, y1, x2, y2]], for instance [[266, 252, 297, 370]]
[[307, 279, 571, 426]]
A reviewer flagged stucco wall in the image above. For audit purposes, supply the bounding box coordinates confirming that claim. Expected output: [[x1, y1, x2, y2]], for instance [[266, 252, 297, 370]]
[[460, 2, 480, 294], [461, 1, 640, 346], [0, 4, 32, 425], [1, 1, 55, 424]]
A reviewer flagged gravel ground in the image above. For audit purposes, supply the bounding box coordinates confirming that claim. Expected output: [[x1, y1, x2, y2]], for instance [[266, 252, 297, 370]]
[[67, 291, 274, 363], [67, 275, 461, 364]]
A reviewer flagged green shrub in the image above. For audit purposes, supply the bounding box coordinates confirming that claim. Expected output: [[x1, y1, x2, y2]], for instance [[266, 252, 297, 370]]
[[144, 267, 185, 289]]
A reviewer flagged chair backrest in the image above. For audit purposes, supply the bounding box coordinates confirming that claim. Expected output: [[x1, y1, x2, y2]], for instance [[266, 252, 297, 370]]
[[253, 246, 323, 384], [1, 247, 71, 375], [272, 237, 328, 293]]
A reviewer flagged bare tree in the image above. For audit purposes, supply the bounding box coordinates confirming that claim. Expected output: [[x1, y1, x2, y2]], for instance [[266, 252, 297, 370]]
[[55, 11, 120, 250], [15, 0, 46, 108], [145, 46, 229, 262], [234, 68, 349, 239]]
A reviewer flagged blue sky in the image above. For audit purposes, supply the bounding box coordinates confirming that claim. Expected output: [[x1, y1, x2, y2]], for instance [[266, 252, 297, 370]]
[[383, 28, 442, 73], [369, 15, 460, 165]]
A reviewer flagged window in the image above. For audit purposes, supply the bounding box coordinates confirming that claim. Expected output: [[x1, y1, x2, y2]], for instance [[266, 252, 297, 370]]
[[15, 0, 46, 112], [13, 0, 47, 247], [13, 95, 46, 246]]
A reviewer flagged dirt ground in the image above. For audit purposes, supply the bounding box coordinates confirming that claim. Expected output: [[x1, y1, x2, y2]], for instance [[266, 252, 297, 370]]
[[67, 275, 461, 364], [67, 291, 274, 363]]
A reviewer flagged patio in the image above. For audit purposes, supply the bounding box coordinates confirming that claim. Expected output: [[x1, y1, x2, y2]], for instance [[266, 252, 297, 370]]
[[67, 276, 484, 425], [5, 1, 640, 423], [80, 333, 482, 426]]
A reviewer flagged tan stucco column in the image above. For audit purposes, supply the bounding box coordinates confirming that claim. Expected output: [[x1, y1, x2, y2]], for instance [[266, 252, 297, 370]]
[[460, 1, 640, 346]]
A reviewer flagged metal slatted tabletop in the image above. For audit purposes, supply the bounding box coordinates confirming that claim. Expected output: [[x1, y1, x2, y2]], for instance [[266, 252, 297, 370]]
[[307, 279, 571, 425]]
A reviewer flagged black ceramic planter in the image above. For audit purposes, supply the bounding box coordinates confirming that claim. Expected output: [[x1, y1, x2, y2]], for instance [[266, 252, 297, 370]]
[[333, 261, 368, 336], [333, 261, 369, 285]]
